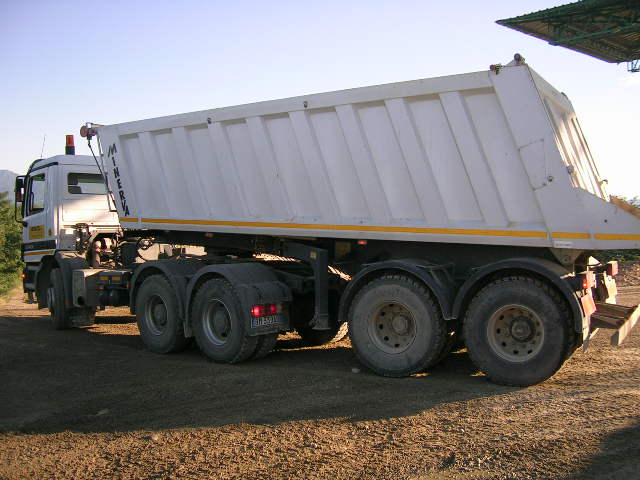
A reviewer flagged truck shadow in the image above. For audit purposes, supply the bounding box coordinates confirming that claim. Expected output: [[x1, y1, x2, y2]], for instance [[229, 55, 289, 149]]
[[94, 314, 136, 325], [564, 420, 640, 479], [0, 314, 515, 436]]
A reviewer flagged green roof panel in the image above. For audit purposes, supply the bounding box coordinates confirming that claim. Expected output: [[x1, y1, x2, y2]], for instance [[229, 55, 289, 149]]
[[497, 0, 639, 69]]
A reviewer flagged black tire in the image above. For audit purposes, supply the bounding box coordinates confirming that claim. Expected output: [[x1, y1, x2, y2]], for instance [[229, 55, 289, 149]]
[[463, 276, 572, 387], [69, 307, 96, 327], [251, 333, 279, 360], [293, 292, 348, 346], [49, 269, 72, 330], [348, 274, 446, 377], [135, 275, 189, 354], [192, 279, 258, 363]]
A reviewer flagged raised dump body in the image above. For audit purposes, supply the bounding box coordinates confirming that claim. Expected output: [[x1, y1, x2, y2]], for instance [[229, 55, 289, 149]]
[[95, 62, 639, 250]]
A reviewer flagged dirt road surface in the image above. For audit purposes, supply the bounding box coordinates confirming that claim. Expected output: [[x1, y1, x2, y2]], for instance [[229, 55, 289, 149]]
[[1, 287, 639, 480]]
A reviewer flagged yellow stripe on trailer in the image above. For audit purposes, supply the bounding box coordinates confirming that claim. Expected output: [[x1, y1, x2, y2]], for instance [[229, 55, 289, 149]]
[[140, 217, 550, 239], [135, 218, 636, 243], [595, 233, 640, 241], [23, 250, 55, 257], [552, 232, 590, 239]]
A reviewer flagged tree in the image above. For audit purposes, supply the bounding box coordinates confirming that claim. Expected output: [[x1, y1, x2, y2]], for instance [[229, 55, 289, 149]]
[[600, 195, 640, 262], [0, 191, 23, 296]]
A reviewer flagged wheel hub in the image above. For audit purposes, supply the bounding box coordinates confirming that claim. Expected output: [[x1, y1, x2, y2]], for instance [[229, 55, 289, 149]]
[[212, 310, 230, 337], [153, 304, 167, 325], [203, 300, 232, 346], [391, 315, 409, 335], [510, 316, 533, 341], [486, 305, 545, 363], [145, 295, 168, 336], [368, 302, 416, 354]]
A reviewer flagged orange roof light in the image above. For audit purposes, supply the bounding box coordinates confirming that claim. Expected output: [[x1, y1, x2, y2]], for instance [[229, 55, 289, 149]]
[[65, 135, 75, 155]]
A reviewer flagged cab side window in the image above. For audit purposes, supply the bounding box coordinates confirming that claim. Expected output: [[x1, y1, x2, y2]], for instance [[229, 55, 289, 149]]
[[27, 173, 46, 215], [67, 173, 107, 195]]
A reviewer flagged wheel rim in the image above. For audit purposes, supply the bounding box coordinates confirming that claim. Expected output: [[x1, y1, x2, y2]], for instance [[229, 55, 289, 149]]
[[486, 304, 545, 363], [144, 294, 168, 336], [202, 300, 232, 346], [367, 301, 416, 354]]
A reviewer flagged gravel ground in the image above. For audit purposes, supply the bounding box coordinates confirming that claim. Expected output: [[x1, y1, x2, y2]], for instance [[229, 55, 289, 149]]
[[617, 260, 640, 287], [0, 278, 639, 479]]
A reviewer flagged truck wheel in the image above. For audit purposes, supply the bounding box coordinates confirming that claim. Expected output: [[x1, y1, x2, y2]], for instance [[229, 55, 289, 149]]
[[135, 275, 189, 354], [48, 269, 72, 330], [348, 274, 446, 377], [463, 276, 572, 386], [251, 333, 279, 360], [192, 279, 258, 363]]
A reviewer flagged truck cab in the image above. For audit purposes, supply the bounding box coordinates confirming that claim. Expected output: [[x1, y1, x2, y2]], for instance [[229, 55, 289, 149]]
[[15, 144, 120, 302]]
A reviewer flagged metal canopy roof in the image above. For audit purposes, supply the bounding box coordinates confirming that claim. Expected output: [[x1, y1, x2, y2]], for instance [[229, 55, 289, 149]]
[[497, 0, 640, 72]]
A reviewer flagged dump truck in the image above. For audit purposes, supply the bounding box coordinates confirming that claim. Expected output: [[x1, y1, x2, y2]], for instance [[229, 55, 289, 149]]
[[16, 56, 640, 386]]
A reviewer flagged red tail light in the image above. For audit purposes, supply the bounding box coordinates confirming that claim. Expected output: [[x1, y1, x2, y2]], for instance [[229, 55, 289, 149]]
[[580, 271, 596, 290], [250, 303, 281, 317]]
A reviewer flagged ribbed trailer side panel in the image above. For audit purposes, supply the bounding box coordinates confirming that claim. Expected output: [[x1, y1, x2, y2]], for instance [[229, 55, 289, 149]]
[[97, 65, 640, 250], [117, 91, 537, 225]]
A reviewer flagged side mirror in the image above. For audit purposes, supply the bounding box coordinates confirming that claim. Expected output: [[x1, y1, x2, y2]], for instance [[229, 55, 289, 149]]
[[14, 176, 24, 203], [14, 176, 25, 223]]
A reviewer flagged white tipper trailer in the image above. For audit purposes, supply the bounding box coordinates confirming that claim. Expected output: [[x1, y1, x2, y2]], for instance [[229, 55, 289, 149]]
[[17, 57, 640, 386]]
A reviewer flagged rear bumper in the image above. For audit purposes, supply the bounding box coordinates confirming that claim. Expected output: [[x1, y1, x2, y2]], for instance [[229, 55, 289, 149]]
[[589, 302, 640, 346], [581, 261, 638, 348]]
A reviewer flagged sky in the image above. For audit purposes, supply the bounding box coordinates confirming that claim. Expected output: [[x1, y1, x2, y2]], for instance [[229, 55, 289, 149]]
[[1, 0, 638, 198]]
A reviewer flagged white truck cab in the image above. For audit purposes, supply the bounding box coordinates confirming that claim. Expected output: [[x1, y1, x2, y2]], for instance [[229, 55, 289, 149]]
[[15, 138, 119, 301]]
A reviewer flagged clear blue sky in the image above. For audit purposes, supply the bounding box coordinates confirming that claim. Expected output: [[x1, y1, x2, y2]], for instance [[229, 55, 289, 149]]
[[1, 0, 638, 197]]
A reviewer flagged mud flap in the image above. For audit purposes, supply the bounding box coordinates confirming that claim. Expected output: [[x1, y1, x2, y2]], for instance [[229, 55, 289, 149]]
[[236, 281, 292, 336], [580, 292, 596, 348]]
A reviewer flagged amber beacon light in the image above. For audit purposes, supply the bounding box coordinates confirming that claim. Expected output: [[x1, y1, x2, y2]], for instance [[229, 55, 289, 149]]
[[65, 135, 75, 155]]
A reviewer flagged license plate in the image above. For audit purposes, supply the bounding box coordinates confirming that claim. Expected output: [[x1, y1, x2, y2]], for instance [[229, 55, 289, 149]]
[[251, 315, 281, 328]]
